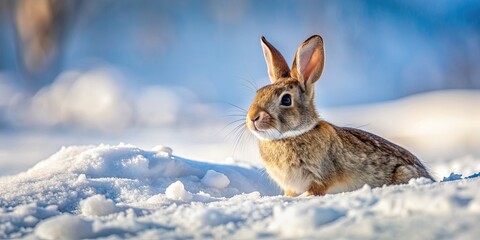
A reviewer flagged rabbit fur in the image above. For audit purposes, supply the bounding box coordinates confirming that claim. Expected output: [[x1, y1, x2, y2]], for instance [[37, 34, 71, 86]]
[[245, 35, 433, 196]]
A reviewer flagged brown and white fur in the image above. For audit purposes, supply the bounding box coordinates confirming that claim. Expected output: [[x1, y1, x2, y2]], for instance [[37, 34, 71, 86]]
[[246, 35, 433, 196]]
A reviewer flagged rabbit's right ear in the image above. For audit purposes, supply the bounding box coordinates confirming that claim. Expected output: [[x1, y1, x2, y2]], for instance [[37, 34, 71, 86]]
[[291, 35, 324, 98], [261, 36, 290, 83]]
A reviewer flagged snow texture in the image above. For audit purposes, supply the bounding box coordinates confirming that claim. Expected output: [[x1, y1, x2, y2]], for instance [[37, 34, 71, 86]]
[[0, 143, 479, 239]]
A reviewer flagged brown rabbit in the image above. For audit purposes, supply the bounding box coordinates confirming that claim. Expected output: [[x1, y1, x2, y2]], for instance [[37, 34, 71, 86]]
[[246, 35, 433, 196]]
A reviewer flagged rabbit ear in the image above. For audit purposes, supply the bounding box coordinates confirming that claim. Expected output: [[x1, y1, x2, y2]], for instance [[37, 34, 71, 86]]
[[291, 35, 325, 97], [261, 36, 291, 83]]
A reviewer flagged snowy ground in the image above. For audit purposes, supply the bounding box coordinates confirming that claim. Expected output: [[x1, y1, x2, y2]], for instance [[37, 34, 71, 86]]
[[0, 90, 479, 239]]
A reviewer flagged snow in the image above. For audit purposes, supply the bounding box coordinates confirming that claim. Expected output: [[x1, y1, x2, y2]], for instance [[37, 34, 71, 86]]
[[201, 170, 230, 189], [0, 143, 478, 239], [0, 90, 479, 239], [34, 214, 93, 240], [0, 68, 218, 132], [269, 203, 346, 237], [165, 181, 193, 201], [80, 195, 120, 217]]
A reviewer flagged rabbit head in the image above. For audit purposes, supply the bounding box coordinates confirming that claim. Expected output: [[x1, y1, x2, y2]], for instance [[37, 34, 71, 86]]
[[246, 35, 325, 140]]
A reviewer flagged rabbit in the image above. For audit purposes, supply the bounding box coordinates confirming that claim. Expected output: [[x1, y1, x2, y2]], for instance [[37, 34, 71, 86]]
[[245, 35, 433, 196]]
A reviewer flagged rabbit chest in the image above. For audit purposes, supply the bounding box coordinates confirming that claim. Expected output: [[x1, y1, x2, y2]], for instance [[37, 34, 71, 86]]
[[258, 139, 324, 193]]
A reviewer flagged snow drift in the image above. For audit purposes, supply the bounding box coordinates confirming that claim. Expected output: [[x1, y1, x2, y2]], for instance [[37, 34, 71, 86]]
[[0, 144, 280, 239], [0, 143, 479, 239]]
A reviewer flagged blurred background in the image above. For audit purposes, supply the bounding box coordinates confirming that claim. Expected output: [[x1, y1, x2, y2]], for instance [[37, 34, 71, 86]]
[[0, 0, 479, 176]]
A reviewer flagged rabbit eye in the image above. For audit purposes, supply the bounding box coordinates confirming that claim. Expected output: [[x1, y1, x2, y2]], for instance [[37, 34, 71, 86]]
[[280, 94, 292, 106]]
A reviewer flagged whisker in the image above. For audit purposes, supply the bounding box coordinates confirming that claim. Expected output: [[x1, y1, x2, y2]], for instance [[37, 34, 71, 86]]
[[224, 102, 248, 113], [263, 121, 282, 135], [224, 122, 247, 141], [221, 114, 247, 118], [217, 119, 246, 136], [232, 125, 247, 156], [238, 128, 248, 154], [247, 73, 259, 90], [239, 127, 251, 155], [354, 123, 370, 129], [246, 130, 256, 145], [236, 74, 259, 93], [240, 82, 257, 93]]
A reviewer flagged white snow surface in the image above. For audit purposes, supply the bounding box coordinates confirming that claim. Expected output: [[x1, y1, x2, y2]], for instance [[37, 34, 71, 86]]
[[0, 143, 479, 239]]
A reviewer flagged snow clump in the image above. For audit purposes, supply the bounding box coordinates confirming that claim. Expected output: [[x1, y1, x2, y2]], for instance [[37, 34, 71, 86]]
[[165, 181, 193, 201], [201, 170, 230, 189], [80, 195, 120, 217], [34, 214, 93, 240]]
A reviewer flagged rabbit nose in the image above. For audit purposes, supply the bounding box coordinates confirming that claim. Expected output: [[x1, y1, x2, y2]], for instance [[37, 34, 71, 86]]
[[247, 107, 264, 122], [248, 111, 264, 122]]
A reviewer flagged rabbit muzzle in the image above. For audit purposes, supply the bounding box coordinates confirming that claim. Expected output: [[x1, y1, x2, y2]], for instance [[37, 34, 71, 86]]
[[246, 108, 281, 140]]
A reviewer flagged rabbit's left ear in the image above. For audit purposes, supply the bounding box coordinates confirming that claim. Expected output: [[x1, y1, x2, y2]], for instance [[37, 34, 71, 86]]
[[261, 36, 291, 83], [291, 35, 325, 97]]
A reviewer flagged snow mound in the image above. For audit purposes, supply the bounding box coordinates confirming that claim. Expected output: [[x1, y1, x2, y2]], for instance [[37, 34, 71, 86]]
[[0, 143, 278, 238], [1, 143, 480, 239], [34, 214, 93, 240]]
